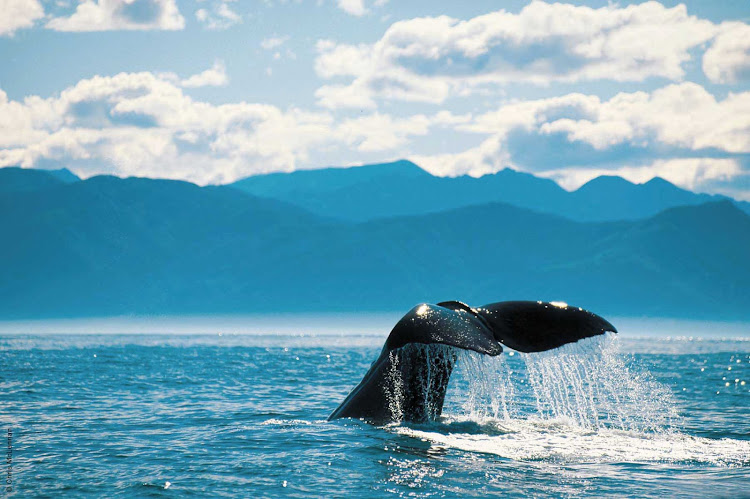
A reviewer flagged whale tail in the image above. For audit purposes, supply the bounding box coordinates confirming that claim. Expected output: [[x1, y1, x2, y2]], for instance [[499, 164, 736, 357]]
[[329, 300, 617, 423]]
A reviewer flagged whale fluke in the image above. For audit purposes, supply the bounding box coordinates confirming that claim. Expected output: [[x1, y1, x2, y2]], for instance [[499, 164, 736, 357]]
[[475, 301, 617, 353], [329, 300, 616, 423]]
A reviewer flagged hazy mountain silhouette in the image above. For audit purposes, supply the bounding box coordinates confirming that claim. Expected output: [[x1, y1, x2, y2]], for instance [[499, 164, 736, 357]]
[[1, 169, 748, 320], [231, 160, 750, 221], [48, 167, 80, 184], [0, 167, 79, 193]]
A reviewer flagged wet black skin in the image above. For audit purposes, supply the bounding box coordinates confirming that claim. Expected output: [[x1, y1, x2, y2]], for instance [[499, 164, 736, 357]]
[[328, 300, 617, 424]]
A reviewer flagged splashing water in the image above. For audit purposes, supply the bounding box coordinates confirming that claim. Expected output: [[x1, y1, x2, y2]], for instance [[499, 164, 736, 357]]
[[522, 334, 677, 431], [440, 334, 677, 431], [386, 333, 675, 431], [384, 344, 456, 423], [390, 334, 750, 466], [384, 350, 404, 422]]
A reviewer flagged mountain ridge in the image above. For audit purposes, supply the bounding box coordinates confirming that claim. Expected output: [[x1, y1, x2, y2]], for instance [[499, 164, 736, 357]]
[[1, 170, 748, 320], [230, 160, 750, 222]]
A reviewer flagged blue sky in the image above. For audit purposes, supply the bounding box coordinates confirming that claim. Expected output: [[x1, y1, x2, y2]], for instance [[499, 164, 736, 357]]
[[1, 0, 749, 199]]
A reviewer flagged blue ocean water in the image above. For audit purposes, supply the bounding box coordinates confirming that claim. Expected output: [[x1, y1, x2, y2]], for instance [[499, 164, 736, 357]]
[[1, 319, 749, 498]]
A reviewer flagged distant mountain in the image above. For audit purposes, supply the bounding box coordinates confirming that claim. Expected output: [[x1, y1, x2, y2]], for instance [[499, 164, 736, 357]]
[[231, 160, 571, 221], [1, 172, 748, 320], [47, 168, 80, 184], [562, 175, 734, 221], [0, 174, 331, 318], [0, 166, 79, 193], [230, 160, 750, 221]]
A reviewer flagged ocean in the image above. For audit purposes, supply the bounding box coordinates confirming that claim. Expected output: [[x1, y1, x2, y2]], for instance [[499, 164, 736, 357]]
[[1, 316, 749, 497]]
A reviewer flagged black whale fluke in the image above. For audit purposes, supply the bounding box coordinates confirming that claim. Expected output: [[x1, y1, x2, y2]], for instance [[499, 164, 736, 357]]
[[328, 300, 617, 423]]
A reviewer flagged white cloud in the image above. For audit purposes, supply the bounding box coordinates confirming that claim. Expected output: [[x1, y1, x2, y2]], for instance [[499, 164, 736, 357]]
[[180, 60, 228, 88], [412, 83, 750, 197], [703, 22, 750, 84], [335, 0, 390, 17], [0, 70, 451, 184], [411, 136, 510, 178], [541, 158, 743, 193], [195, 0, 241, 30], [337, 0, 366, 17], [261, 35, 289, 50], [338, 113, 430, 152], [314, 1, 738, 108], [0, 0, 44, 36], [314, 83, 376, 110], [534, 83, 750, 154], [459, 83, 750, 156], [47, 0, 185, 32]]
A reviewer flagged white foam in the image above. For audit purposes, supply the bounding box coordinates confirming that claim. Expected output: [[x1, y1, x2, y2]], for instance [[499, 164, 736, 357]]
[[396, 417, 750, 466]]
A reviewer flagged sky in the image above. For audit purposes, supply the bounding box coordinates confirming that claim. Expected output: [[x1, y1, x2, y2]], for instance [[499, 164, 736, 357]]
[[1, 0, 749, 199]]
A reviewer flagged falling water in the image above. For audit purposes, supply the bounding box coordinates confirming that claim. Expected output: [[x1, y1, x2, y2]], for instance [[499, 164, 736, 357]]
[[395, 334, 678, 432], [520, 334, 677, 431], [384, 343, 457, 423]]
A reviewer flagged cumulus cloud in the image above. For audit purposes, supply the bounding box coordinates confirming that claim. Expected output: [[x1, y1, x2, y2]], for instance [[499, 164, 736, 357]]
[[703, 22, 750, 84], [195, 0, 241, 30], [455, 83, 750, 157], [336, 0, 388, 17], [338, 113, 430, 152], [314, 82, 376, 110], [313, 1, 744, 108], [0, 70, 452, 184], [337, 0, 367, 17], [46, 0, 185, 32], [411, 136, 510, 178], [541, 158, 744, 192], [537, 83, 750, 154], [0, 0, 44, 36], [180, 60, 228, 88], [413, 83, 750, 195], [0, 72, 331, 182]]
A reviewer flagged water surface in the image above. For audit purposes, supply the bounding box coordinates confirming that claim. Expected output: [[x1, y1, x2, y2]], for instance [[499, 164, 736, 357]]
[[1, 318, 749, 497]]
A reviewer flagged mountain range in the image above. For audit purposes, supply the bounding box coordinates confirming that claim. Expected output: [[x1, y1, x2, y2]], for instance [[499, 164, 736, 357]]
[[231, 159, 750, 222], [1, 164, 749, 320]]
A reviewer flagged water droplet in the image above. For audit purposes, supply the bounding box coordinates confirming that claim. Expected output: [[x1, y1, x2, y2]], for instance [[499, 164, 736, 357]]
[[282, 480, 287, 488], [164, 481, 171, 490], [700, 368, 704, 371]]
